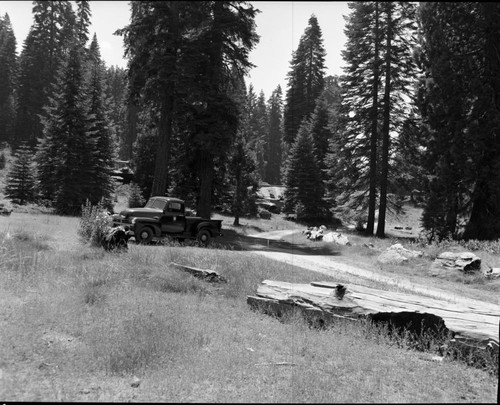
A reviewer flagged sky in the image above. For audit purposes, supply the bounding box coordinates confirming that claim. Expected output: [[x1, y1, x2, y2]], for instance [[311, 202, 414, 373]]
[[0, 1, 350, 98]]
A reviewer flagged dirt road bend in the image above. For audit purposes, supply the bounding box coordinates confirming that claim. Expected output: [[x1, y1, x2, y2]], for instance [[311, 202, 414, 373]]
[[246, 230, 500, 309]]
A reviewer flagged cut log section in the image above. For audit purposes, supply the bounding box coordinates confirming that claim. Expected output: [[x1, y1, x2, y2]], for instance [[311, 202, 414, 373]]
[[248, 279, 499, 354], [170, 262, 227, 283]]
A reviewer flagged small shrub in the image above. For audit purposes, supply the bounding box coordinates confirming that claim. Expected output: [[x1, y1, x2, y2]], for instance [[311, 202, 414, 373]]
[[128, 182, 145, 208], [78, 199, 112, 246], [0, 151, 5, 169], [258, 208, 272, 220]]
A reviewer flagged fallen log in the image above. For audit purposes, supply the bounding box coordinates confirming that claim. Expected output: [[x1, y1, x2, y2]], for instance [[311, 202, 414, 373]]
[[170, 262, 227, 283], [248, 279, 499, 354]]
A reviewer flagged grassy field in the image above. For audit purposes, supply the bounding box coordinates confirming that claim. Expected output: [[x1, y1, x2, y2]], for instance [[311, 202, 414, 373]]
[[0, 209, 498, 402]]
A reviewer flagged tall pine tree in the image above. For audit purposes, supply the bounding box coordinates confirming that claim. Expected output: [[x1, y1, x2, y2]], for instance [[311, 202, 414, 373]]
[[36, 46, 94, 215], [0, 13, 17, 145], [283, 14, 326, 146], [264, 85, 283, 184], [339, 1, 418, 236], [15, 1, 76, 147], [283, 119, 328, 221], [86, 35, 116, 209], [418, 2, 500, 240]]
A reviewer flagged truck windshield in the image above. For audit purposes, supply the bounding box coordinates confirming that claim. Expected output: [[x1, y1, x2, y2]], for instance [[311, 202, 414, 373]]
[[145, 199, 167, 210]]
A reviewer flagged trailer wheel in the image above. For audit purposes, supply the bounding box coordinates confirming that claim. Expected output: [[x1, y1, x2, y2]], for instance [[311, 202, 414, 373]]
[[197, 229, 211, 246]]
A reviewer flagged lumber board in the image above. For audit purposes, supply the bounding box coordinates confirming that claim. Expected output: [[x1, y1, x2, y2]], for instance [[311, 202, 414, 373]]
[[248, 279, 499, 350]]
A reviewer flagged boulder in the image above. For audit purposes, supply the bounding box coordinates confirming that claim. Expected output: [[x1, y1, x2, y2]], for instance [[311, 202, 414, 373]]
[[377, 243, 423, 265], [429, 251, 481, 276], [323, 232, 350, 246], [483, 268, 500, 279]]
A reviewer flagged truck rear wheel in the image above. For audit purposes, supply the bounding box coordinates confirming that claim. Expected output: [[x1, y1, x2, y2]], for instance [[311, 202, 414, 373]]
[[136, 226, 154, 244], [197, 229, 211, 246]]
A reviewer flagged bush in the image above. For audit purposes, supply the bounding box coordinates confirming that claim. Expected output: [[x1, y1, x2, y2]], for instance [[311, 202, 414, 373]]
[[128, 182, 146, 208], [258, 208, 272, 220], [0, 151, 5, 170], [78, 199, 112, 247]]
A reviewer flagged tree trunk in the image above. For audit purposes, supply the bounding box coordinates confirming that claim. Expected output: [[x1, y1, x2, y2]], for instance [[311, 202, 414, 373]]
[[233, 166, 243, 226], [197, 151, 214, 219], [376, 3, 392, 238], [367, 1, 380, 236], [150, 1, 178, 197], [151, 98, 172, 196], [125, 100, 139, 161], [463, 3, 500, 240]]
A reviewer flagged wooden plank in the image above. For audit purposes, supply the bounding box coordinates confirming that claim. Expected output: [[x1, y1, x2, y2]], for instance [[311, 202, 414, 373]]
[[170, 262, 227, 283], [249, 279, 499, 350]]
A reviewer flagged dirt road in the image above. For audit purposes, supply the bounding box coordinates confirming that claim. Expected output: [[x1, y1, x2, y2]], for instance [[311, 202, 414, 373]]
[[246, 230, 500, 309]]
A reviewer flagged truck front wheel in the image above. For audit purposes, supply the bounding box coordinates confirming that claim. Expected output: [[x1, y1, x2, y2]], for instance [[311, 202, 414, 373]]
[[197, 229, 211, 246], [136, 226, 154, 244]]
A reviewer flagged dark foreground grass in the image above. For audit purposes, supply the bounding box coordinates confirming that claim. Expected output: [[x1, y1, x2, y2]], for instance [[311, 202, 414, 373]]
[[0, 228, 497, 403]]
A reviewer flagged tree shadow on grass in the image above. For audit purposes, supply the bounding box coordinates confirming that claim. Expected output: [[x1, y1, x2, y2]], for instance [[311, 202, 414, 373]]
[[216, 228, 343, 256]]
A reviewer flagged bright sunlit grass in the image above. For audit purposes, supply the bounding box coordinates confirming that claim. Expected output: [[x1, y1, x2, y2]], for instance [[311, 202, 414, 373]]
[[0, 212, 498, 402]]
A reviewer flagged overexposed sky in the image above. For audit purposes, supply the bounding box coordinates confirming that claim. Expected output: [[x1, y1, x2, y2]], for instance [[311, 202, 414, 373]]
[[0, 1, 350, 98]]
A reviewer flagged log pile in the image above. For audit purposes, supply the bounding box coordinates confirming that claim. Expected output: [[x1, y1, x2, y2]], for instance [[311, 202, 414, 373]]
[[248, 279, 499, 355]]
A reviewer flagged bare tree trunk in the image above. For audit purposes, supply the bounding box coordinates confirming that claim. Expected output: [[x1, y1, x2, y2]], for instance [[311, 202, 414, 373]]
[[376, 3, 392, 238], [197, 151, 213, 219], [367, 1, 380, 235], [150, 1, 178, 197], [151, 97, 173, 196], [125, 100, 138, 161]]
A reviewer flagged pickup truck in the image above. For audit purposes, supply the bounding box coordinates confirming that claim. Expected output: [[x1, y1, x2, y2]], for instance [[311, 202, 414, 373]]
[[111, 196, 223, 245]]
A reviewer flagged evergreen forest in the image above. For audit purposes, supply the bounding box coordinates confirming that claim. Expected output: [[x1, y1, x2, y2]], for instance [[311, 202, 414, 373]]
[[1, 1, 500, 241]]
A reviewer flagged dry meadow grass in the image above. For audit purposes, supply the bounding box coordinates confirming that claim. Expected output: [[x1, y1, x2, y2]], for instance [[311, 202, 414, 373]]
[[0, 210, 498, 402]]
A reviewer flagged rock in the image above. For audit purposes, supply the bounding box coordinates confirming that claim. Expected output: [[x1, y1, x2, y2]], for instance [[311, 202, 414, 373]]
[[430, 252, 481, 275], [131, 376, 141, 388], [323, 232, 350, 246], [483, 267, 500, 279], [377, 243, 423, 265]]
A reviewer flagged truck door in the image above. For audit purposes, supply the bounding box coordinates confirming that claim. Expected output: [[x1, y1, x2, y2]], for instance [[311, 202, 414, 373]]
[[160, 201, 185, 233]]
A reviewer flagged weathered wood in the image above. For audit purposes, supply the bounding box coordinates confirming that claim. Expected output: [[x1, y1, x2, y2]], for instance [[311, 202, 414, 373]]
[[170, 262, 227, 283], [248, 279, 500, 352]]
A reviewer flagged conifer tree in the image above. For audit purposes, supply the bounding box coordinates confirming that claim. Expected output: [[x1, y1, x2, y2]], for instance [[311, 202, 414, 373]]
[[75, 0, 91, 47], [104, 65, 128, 159], [131, 108, 158, 200], [15, 1, 76, 147], [36, 46, 93, 215], [86, 35, 116, 210], [339, 1, 418, 236], [265, 85, 283, 184], [283, 119, 328, 221], [228, 133, 258, 225], [283, 14, 326, 146], [0, 13, 17, 145], [418, 2, 500, 240], [247, 89, 268, 182], [5, 143, 35, 205]]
